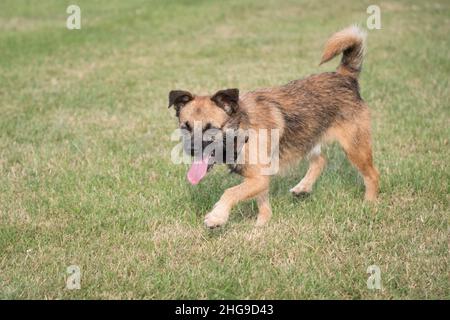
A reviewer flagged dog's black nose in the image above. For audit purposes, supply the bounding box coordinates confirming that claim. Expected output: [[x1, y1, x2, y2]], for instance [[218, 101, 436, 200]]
[[183, 136, 213, 157]]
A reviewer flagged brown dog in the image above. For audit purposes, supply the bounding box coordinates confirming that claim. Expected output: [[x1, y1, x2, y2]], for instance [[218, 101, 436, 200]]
[[168, 26, 379, 228]]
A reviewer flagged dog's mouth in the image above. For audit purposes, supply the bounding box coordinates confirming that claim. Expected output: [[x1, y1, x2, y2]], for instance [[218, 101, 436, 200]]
[[187, 150, 216, 185], [185, 127, 247, 185]]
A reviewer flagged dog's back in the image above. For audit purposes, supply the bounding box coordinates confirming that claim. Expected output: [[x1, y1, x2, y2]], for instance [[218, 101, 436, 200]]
[[241, 26, 369, 166]]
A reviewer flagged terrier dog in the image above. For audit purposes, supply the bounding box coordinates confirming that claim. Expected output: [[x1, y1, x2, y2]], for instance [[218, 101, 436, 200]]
[[168, 26, 379, 228]]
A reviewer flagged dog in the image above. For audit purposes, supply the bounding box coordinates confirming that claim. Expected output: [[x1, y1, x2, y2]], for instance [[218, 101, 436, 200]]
[[168, 26, 379, 228]]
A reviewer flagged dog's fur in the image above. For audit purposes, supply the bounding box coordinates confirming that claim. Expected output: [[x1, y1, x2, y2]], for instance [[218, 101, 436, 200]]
[[169, 26, 379, 228]]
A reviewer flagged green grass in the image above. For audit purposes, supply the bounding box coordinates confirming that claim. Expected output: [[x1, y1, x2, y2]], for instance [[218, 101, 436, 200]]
[[0, 0, 448, 299]]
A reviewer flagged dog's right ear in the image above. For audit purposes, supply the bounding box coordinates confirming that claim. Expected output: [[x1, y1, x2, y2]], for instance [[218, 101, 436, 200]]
[[168, 90, 194, 110]]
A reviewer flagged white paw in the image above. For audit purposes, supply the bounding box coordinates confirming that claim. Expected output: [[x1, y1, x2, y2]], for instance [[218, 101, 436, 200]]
[[255, 215, 270, 227], [290, 183, 312, 195], [204, 204, 229, 229]]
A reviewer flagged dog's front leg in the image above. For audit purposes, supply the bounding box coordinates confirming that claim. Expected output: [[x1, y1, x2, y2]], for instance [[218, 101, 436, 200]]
[[204, 176, 270, 228]]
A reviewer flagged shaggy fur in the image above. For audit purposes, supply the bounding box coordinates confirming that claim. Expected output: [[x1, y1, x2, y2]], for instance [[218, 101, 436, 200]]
[[168, 26, 379, 228]]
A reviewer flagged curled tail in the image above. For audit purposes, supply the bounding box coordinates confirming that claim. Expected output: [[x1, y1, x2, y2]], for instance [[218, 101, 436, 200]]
[[320, 25, 366, 79]]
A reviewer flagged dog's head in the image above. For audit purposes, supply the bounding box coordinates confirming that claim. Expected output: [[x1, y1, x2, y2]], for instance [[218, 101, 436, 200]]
[[168, 88, 245, 184]]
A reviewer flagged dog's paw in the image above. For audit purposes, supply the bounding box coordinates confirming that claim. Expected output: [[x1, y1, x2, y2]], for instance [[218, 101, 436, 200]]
[[204, 212, 228, 229], [289, 184, 312, 197], [204, 204, 229, 229], [255, 215, 270, 227]]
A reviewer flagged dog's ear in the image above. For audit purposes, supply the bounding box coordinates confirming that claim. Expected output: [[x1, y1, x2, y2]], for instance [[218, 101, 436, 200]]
[[211, 88, 239, 115], [168, 90, 194, 110]]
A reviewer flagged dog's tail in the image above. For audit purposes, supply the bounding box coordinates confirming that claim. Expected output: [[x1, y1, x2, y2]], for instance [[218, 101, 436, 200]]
[[319, 25, 366, 79]]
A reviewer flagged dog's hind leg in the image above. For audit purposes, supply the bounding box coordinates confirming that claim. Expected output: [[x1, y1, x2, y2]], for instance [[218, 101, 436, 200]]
[[255, 189, 272, 227], [339, 132, 379, 201], [290, 145, 327, 196], [329, 119, 379, 201]]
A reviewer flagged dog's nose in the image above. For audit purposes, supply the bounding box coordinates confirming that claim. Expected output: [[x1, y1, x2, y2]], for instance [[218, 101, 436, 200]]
[[183, 137, 202, 157], [182, 135, 214, 158], [190, 145, 202, 157]]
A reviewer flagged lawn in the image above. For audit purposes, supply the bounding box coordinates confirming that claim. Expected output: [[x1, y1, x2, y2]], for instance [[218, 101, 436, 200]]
[[0, 0, 448, 299]]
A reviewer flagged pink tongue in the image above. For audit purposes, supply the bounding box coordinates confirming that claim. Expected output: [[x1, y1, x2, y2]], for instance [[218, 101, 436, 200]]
[[187, 156, 210, 185]]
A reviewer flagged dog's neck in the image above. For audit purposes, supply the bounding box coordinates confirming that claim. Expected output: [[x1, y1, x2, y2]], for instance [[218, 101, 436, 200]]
[[224, 103, 249, 131], [221, 105, 249, 175]]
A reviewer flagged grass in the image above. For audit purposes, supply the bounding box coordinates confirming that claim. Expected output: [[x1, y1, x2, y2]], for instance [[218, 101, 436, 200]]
[[0, 0, 448, 299]]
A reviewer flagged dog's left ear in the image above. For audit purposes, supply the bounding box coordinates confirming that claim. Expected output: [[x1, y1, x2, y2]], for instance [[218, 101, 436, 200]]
[[211, 88, 239, 115]]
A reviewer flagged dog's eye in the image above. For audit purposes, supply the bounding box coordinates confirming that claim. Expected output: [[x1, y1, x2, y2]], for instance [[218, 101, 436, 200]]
[[181, 121, 192, 132], [203, 123, 212, 132]]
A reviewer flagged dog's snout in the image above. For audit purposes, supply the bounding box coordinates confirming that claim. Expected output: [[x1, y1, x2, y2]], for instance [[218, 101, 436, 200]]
[[182, 134, 215, 157], [190, 143, 202, 156]]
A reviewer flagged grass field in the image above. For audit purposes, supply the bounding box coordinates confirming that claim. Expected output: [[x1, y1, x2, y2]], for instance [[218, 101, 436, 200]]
[[0, 0, 448, 299]]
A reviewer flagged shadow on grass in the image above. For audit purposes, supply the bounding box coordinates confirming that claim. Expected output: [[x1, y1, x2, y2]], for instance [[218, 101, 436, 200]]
[[181, 145, 364, 220]]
